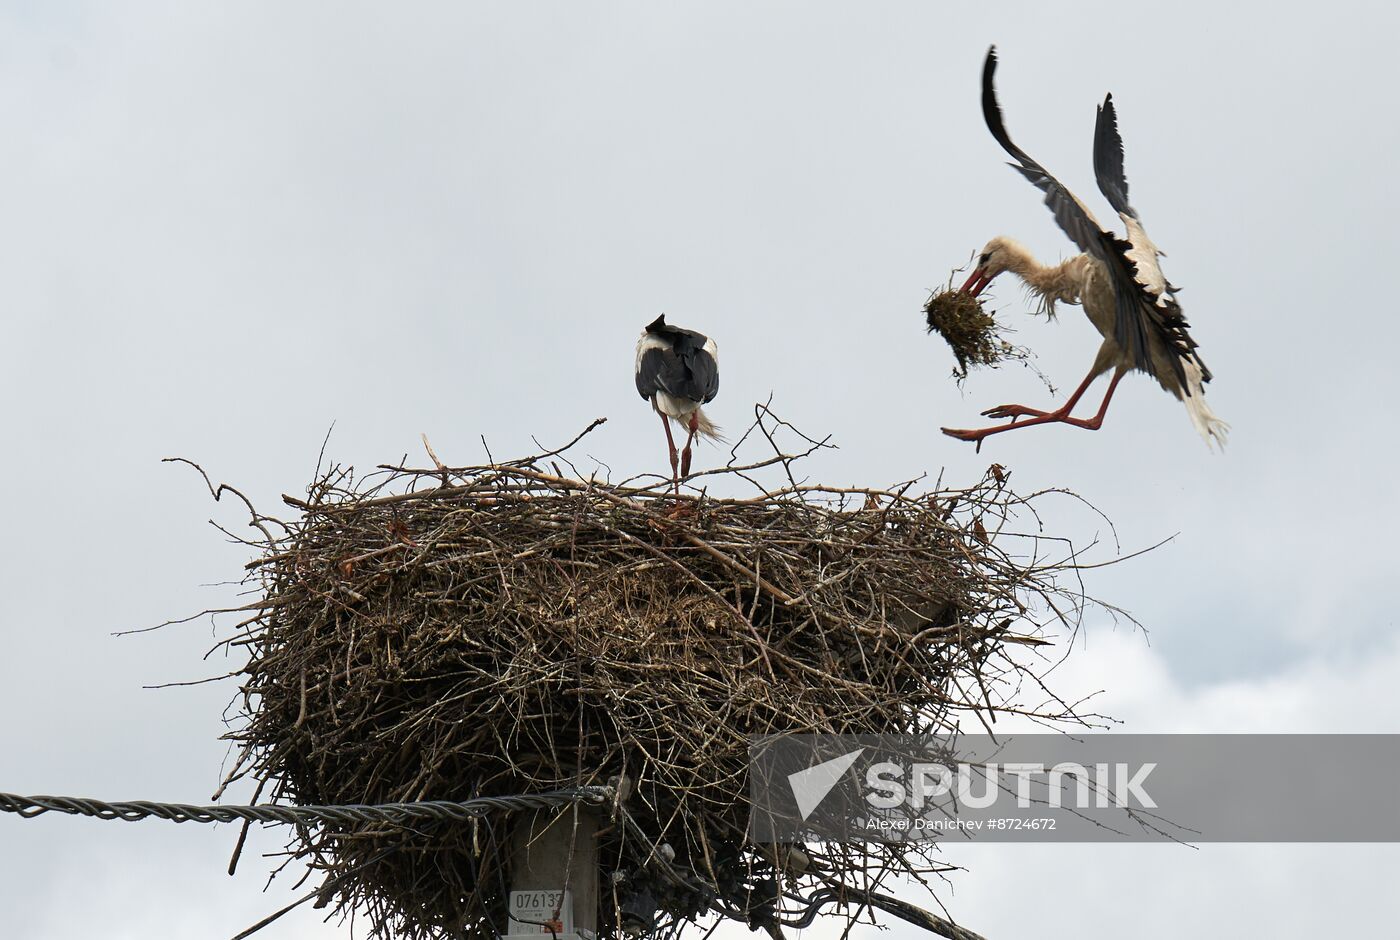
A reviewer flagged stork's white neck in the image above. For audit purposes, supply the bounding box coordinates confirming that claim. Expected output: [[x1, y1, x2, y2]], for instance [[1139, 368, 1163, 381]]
[[994, 241, 1092, 314]]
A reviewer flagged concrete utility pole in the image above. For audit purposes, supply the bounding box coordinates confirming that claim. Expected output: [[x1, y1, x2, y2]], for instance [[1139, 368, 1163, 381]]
[[504, 806, 599, 940]]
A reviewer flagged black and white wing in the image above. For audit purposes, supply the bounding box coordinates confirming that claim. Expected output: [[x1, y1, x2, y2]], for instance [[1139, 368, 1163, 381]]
[[669, 327, 720, 403], [982, 47, 1205, 386], [635, 323, 720, 404], [1092, 93, 1212, 383]]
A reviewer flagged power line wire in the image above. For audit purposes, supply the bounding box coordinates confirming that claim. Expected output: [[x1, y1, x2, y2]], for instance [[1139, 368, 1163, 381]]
[[0, 786, 611, 827]]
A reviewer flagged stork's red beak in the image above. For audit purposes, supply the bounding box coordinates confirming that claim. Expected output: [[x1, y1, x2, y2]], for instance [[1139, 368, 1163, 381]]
[[960, 268, 993, 297]]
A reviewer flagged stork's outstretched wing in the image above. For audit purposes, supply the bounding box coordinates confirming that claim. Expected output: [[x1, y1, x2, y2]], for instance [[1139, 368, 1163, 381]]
[[1093, 88, 1213, 383], [1091, 94, 1212, 382], [981, 47, 1205, 387], [981, 48, 1110, 260]]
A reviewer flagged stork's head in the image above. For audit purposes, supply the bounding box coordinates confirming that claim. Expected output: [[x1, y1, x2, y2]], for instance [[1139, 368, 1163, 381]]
[[960, 236, 1029, 296]]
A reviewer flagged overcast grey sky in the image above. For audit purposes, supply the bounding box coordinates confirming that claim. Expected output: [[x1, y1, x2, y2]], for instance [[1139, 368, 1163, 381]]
[[1, 2, 1397, 938]]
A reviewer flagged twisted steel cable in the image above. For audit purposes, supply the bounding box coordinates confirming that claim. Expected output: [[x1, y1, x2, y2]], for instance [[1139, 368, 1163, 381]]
[[0, 785, 612, 827]]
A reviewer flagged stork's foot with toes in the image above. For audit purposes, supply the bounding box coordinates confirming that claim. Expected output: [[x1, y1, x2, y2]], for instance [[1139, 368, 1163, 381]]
[[942, 369, 1125, 449]]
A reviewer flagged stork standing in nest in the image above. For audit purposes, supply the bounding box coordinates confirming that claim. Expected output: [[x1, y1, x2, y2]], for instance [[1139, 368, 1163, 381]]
[[635, 314, 721, 493], [943, 48, 1228, 450]]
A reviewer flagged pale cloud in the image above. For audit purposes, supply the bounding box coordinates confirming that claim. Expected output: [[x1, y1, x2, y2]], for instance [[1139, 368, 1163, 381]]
[[773, 632, 1400, 940]]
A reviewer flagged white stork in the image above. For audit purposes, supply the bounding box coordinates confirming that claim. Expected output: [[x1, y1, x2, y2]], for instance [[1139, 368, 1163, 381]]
[[635, 314, 721, 492], [942, 48, 1228, 450]]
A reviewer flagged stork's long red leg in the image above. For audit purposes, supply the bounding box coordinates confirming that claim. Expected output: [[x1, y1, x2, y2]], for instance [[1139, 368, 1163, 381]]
[[660, 413, 680, 493], [1073, 367, 1126, 430], [679, 414, 699, 479], [941, 367, 1126, 448]]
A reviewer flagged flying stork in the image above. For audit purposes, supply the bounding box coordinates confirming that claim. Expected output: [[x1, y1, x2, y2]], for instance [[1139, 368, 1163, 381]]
[[942, 48, 1229, 450], [635, 314, 721, 492]]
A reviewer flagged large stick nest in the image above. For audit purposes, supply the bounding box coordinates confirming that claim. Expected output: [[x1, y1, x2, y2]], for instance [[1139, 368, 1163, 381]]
[[204, 412, 1100, 940]]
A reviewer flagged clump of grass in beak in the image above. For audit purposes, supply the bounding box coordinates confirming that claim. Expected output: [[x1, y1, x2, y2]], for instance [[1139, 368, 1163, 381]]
[[923, 285, 1023, 381]]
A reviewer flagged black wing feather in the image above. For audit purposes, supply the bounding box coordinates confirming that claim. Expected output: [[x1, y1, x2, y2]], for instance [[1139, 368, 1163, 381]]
[[684, 346, 720, 403], [1093, 94, 1136, 220], [635, 347, 671, 399]]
